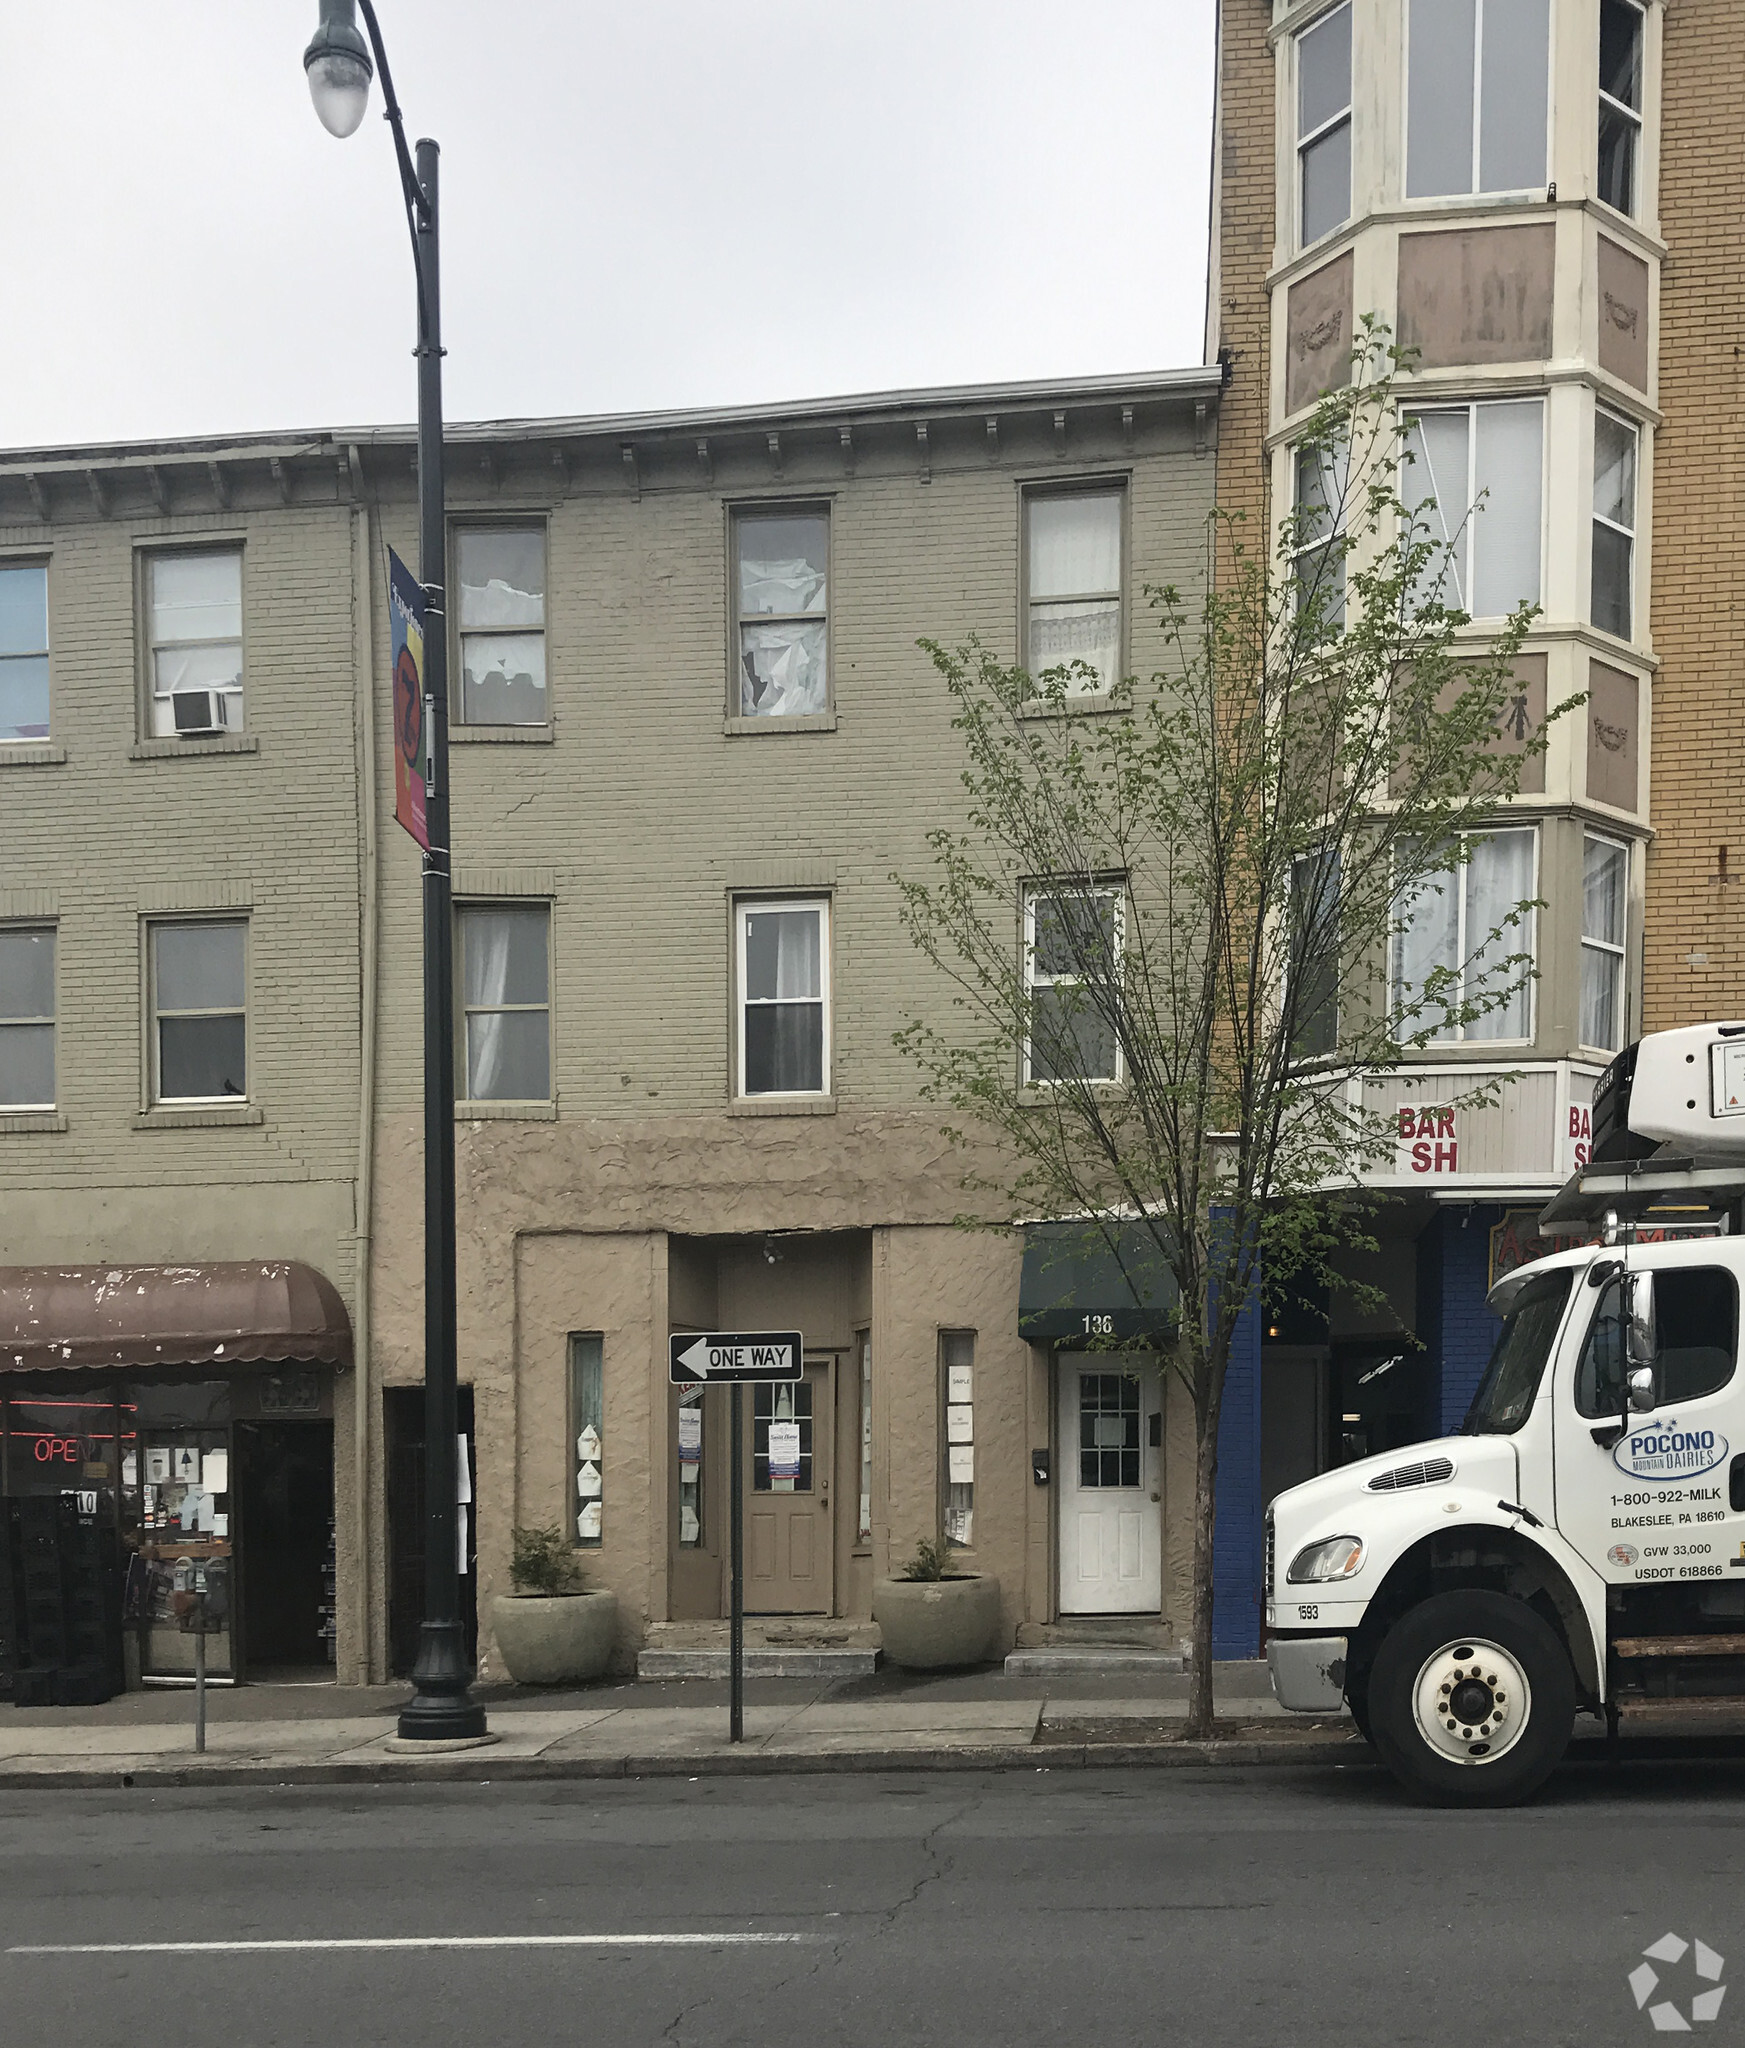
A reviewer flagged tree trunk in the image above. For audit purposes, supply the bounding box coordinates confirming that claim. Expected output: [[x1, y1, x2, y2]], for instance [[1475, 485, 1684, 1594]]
[[1186, 1383, 1222, 1739]]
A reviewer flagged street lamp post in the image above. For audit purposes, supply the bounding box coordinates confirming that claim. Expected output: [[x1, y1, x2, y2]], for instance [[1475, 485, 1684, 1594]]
[[305, 0, 484, 1742]]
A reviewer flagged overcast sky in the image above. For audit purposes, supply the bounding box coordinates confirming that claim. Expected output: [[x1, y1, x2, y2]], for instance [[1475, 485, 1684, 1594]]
[[0, 2, 1215, 452]]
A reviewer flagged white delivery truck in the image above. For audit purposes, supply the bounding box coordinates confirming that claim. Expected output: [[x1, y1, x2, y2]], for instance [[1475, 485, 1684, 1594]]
[[1267, 1021, 1745, 1804]]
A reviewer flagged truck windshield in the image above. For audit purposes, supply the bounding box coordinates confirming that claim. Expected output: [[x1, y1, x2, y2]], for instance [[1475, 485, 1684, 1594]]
[[1462, 1271, 1574, 1435]]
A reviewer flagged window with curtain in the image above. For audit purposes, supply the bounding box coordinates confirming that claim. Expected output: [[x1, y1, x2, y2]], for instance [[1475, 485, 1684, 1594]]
[[151, 920, 247, 1101], [0, 925, 55, 1109], [1581, 835, 1628, 1052], [1402, 400, 1543, 620], [457, 903, 551, 1101], [0, 564, 50, 743], [1598, 0, 1645, 216], [733, 508, 829, 719], [1024, 886, 1123, 1084], [1592, 410, 1638, 642], [1025, 490, 1124, 695], [1289, 850, 1340, 1058], [456, 527, 547, 726], [1292, 445, 1347, 627], [737, 898, 829, 1095], [1298, 2, 1352, 246], [1393, 830, 1537, 1043], [1406, 0, 1549, 198], [146, 551, 243, 736]]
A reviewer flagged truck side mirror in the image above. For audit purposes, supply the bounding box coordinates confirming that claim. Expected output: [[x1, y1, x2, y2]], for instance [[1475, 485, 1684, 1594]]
[[1625, 1271, 1656, 1371], [1628, 1366, 1657, 1413]]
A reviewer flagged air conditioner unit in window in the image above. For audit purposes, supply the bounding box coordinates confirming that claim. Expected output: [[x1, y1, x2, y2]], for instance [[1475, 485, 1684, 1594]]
[[170, 689, 234, 736]]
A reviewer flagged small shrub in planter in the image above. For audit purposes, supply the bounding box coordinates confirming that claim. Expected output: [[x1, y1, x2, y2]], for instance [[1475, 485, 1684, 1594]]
[[873, 1540, 1003, 1670], [492, 1524, 619, 1685]]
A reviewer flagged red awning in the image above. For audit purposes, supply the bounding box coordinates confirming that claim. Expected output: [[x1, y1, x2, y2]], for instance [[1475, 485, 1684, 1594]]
[[0, 1263, 352, 1374]]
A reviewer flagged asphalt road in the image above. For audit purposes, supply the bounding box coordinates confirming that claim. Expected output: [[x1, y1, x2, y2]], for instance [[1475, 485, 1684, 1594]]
[[3, 1756, 1742, 2047]]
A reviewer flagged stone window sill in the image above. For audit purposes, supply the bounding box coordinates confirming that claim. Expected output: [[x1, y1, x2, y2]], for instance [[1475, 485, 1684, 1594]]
[[451, 724, 554, 745], [130, 734, 260, 762], [133, 1103, 263, 1130], [0, 744, 67, 767], [728, 1095, 837, 1117], [0, 1112, 67, 1134], [723, 711, 838, 736], [457, 1099, 558, 1121]]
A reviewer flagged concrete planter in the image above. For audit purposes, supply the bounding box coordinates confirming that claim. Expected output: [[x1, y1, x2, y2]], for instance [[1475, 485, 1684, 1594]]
[[873, 1574, 1003, 1670], [491, 1589, 619, 1686]]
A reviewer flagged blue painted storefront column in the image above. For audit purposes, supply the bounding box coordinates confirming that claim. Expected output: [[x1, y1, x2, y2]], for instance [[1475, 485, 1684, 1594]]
[[1422, 1205, 1506, 1436], [1211, 1268, 1264, 1660]]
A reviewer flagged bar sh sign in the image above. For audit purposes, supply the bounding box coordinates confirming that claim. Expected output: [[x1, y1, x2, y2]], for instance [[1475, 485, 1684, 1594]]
[[1397, 1104, 1459, 1175]]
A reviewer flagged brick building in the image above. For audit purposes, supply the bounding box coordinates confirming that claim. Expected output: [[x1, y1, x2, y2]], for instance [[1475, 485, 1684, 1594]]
[[0, 368, 1227, 1684], [1208, 0, 1729, 1638]]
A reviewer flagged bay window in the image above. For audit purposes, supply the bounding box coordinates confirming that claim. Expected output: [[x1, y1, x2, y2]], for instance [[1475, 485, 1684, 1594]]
[[1592, 411, 1638, 642], [1393, 830, 1537, 1043], [1598, 0, 1645, 217], [1406, 0, 1549, 199], [1581, 835, 1628, 1052], [1403, 399, 1543, 621], [1297, 2, 1352, 246]]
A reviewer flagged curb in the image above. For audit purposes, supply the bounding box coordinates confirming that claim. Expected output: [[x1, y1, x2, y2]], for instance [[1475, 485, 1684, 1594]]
[[0, 1737, 1374, 1793]]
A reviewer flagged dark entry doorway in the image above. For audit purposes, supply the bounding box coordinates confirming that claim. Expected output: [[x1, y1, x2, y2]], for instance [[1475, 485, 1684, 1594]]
[[234, 1420, 334, 1678], [384, 1385, 477, 1680]]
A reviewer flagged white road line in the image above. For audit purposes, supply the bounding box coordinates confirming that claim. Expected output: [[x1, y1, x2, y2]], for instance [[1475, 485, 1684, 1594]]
[[10, 1934, 813, 1956]]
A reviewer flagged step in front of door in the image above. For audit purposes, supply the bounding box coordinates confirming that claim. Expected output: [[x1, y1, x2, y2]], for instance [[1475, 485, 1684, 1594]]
[[637, 1645, 879, 1679]]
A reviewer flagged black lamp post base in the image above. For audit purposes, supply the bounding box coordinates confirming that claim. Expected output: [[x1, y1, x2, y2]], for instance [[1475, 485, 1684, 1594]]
[[397, 1620, 487, 1741]]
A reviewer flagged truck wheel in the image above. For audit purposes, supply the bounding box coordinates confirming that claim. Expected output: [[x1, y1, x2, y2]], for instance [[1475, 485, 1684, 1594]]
[[1368, 1591, 1575, 1808]]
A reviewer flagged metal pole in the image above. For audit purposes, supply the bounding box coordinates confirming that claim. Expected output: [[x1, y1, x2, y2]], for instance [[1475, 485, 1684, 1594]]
[[194, 1621, 206, 1754], [397, 132, 483, 1743], [730, 1383, 744, 1743]]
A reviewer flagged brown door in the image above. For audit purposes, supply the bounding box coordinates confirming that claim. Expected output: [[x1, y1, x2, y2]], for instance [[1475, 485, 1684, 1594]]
[[743, 1363, 834, 1614]]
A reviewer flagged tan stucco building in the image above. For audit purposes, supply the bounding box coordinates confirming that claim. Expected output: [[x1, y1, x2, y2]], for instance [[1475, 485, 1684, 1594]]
[[0, 368, 1223, 1684]]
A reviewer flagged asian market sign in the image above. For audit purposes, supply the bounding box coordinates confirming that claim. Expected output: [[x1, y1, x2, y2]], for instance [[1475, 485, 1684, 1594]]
[[389, 549, 429, 851]]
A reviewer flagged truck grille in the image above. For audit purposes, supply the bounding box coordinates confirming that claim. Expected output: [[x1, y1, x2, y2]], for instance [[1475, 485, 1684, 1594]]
[[1367, 1455, 1455, 1492], [1264, 1511, 1276, 1592]]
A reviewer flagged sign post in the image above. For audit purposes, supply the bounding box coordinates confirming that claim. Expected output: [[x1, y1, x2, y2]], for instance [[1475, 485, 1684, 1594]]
[[669, 1331, 803, 1742]]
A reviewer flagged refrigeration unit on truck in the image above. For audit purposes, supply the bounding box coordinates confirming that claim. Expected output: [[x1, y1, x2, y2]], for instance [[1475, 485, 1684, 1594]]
[[1266, 1021, 1745, 1805]]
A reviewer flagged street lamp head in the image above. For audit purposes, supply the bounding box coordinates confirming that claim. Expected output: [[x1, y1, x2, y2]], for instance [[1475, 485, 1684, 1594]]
[[304, 0, 374, 139]]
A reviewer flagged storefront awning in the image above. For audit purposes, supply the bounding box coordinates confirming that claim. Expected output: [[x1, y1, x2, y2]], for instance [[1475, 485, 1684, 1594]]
[[0, 1263, 353, 1374], [1017, 1222, 1180, 1342]]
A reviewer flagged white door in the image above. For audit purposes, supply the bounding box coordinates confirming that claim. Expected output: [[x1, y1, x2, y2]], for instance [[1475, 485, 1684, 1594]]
[[1057, 1355, 1163, 1613]]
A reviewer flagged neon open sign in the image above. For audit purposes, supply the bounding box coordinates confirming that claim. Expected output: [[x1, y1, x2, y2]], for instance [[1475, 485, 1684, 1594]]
[[29, 1436, 82, 1464]]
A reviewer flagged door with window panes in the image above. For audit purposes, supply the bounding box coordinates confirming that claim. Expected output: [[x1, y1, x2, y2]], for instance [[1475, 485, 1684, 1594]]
[[742, 1364, 834, 1613], [1554, 1254, 1745, 1596], [1057, 1356, 1163, 1613]]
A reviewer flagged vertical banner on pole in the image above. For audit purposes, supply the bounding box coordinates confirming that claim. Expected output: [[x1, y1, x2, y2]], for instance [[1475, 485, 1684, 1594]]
[[388, 548, 430, 850]]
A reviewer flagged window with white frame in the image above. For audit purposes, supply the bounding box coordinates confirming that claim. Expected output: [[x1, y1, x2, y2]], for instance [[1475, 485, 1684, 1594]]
[[151, 920, 246, 1102], [1406, 0, 1549, 199], [0, 926, 55, 1109], [1025, 489, 1124, 696], [456, 527, 547, 726], [1289, 850, 1340, 1059], [1592, 410, 1638, 642], [457, 903, 551, 1102], [733, 508, 829, 719], [1598, 0, 1645, 216], [1581, 835, 1629, 1052], [1393, 830, 1537, 1043], [737, 898, 829, 1096], [146, 552, 243, 737], [1297, 2, 1352, 246], [1292, 445, 1347, 627], [1402, 399, 1543, 620], [0, 564, 49, 743], [1024, 885, 1123, 1084]]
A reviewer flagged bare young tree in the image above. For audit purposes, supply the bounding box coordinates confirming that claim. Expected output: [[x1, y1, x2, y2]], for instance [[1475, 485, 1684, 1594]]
[[895, 330, 1572, 1734]]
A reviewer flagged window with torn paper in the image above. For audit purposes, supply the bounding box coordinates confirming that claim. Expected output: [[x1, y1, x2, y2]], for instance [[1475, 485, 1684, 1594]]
[[570, 1332, 603, 1546], [941, 1330, 975, 1549], [733, 508, 829, 719], [457, 526, 547, 725]]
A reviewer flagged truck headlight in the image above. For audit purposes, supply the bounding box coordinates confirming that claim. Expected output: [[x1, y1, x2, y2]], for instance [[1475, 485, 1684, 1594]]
[[1286, 1534, 1365, 1583]]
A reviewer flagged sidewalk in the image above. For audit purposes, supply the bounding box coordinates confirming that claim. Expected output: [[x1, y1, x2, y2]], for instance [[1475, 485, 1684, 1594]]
[[0, 1663, 1368, 1787]]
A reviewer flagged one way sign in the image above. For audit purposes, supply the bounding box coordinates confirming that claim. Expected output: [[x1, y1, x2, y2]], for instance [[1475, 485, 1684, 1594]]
[[669, 1331, 804, 1385]]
